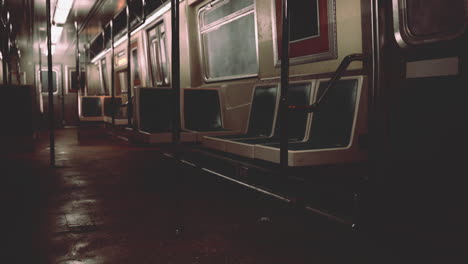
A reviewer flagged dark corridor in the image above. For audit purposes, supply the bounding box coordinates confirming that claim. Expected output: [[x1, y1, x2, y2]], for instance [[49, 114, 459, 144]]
[[1, 128, 393, 264]]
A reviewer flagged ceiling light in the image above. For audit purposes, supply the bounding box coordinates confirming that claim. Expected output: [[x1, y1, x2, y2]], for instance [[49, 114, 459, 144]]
[[51, 26, 63, 43], [54, 0, 74, 24]]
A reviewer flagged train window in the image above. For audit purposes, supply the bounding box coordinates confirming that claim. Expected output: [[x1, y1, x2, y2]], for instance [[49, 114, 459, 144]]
[[289, 1, 319, 42], [131, 48, 141, 87], [100, 58, 109, 95], [393, 0, 467, 47], [90, 34, 104, 60], [129, 0, 145, 29], [117, 71, 128, 94], [199, 0, 258, 81], [147, 22, 169, 86], [40, 71, 58, 93], [113, 9, 127, 39], [70, 70, 86, 93], [145, 0, 167, 17], [274, 0, 337, 64], [104, 24, 112, 49]]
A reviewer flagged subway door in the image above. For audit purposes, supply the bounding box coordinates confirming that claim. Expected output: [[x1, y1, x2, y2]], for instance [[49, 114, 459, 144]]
[[379, 0, 467, 261], [37, 66, 65, 129], [63, 66, 82, 126]]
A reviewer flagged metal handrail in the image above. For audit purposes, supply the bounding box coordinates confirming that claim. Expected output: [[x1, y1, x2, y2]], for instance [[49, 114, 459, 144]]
[[289, 53, 367, 112], [126, 0, 133, 127]]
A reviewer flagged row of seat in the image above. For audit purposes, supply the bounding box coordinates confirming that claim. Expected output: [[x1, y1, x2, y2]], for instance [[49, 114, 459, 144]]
[[202, 76, 367, 166], [79, 96, 128, 125], [79, 76, 367, 166], [135, 87, 239, 143]]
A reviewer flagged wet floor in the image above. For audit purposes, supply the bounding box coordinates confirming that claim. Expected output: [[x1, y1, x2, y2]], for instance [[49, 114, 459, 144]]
[[2, 128, 398, 263]]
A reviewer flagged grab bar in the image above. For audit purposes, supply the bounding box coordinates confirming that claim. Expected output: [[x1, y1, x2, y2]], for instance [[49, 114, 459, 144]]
[[289, 53, 367, 112]]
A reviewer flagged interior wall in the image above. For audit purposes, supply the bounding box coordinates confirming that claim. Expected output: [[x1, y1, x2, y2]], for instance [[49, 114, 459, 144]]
[[184, 0, 364, 132]]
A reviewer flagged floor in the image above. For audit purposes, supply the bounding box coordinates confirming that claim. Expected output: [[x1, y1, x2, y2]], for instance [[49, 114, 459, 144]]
[[0, 127, 447, 263]]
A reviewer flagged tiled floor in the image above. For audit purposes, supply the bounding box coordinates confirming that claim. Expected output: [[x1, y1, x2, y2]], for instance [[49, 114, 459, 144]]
[[2, 128, 399, 263]]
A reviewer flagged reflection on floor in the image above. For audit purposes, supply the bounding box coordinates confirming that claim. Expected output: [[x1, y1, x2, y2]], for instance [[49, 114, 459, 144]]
[[2, 128, 394, 264]]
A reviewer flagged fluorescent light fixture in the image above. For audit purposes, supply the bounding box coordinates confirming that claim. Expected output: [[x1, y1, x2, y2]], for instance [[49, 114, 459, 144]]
[[51, 26, 63, 43], [54, 0, 74, 24]]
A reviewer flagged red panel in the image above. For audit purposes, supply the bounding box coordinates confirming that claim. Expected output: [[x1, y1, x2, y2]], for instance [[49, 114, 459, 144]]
[[276, 0, 330, 59]]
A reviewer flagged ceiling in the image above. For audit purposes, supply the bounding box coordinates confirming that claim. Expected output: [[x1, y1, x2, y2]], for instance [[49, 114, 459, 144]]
[[5, 0, 126, 60]]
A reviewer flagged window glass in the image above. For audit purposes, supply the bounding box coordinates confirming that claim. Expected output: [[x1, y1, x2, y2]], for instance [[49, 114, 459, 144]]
[[274, 0, 336, 62], [41, 71, 58, 93], [70, 71, 86, 93], [117, 71, 128, 94], [203, 0, 253, 26], [406, 0, 465, 37], [159, 32, 169, 84], [199, 0, 258, 80], [148, 22, 169, 86], [101, 58, 109, 95], [290, 1, 319, 42], [145, 0, 166, 17]]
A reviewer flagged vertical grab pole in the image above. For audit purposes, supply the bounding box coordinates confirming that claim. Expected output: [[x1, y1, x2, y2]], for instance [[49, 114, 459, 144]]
[[46, 0, 55, 167], [101, 30, 107, 95], [371, 0, 382, 174], [279, 0, 290, 174], [2, 46, 7, 84], [171, 0, 183, 235], [126, 1, 133, 127], [75, 21, 80, 98], [110, 21, 116, 127], [6, 14, 11, 85], [171, 0, 181, 143], [2, 22, 7, 85]]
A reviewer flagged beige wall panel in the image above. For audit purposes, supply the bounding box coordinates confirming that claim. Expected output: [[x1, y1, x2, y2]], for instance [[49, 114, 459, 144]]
[[220, 81, 257, 131]]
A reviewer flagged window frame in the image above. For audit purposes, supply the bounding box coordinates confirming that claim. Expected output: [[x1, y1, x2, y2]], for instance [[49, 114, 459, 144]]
[[392, 0, 467, 48], [68, 68, 86, 94], [146, 20, 170, 87], [131, 46, 142, 87], [99, 58, 109, 95], [116, 69, 128, 94], [197, 0, 260, 82], [271, 0, 337, 66], [37, 68, 60, 95]]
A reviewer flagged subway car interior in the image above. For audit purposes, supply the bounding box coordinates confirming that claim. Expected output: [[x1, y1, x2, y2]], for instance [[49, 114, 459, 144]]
[[1, 0, 467, 263]]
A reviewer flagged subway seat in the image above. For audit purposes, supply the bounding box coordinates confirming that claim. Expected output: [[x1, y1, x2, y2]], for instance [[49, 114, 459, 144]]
[[102, 96, 129, 125], [135, 87, 196, 143], [202, 84, 280, 154], [134, 87, 237, 144], [182, 88, 240, 141], [203, 76, 368, 167]]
